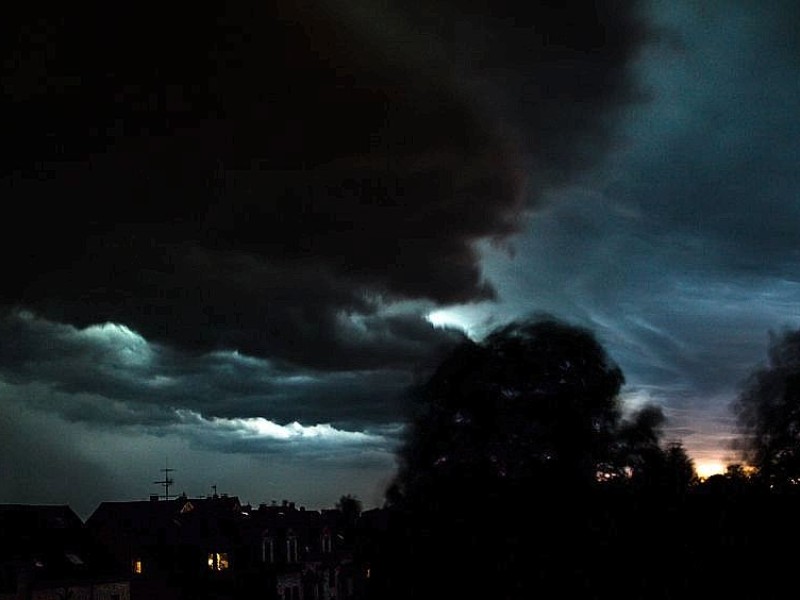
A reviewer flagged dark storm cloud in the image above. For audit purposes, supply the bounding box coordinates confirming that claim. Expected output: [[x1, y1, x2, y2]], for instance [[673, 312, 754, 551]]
[[0, 310, 423, 427], [1, 0, 649, 368]]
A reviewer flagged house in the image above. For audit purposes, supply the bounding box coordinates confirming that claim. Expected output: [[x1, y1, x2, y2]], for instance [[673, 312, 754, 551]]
[[86, 494, 244, 600], [238, 501, 360, 600], [0, 504, 130, 600], [85, 496, 368, 600]]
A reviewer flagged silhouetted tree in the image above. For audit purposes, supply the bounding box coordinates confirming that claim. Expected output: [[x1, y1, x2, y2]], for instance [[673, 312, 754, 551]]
[[389, 317, 632, 510], [699, 463, 752, 497], [732, 327, 800, 487], [376, 317, 674, 600], [725, 463, 751, 484], [613, 404, 667, 485], [662, 441, 698, 493]]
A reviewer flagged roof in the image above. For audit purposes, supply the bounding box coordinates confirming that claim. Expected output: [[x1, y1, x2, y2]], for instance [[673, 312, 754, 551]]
[[86, 496, 247, 554], [0, 504, 83, 533], [0, 504, 124, 583]]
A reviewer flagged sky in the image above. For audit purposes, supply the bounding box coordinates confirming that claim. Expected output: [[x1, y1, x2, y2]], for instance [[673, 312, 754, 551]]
[[1, 0, 798, 519]]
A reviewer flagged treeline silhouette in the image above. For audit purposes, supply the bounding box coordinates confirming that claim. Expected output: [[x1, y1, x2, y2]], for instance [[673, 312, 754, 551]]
[[357, 317, 800, 600]]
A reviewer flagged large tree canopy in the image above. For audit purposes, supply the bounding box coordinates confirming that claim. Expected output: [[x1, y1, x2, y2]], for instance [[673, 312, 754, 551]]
[[733, 328, 800, 486], [388, 317, 664, 508], [376, 317, 694, 600]]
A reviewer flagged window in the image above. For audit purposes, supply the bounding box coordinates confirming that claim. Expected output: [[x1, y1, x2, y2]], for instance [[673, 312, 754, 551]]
[[321, 531, 332, 553], [286, 536, 298, 563], [262, 536, 275, 564], [132, 558, 143, 574], [207, 552, 230, 571], [282, 586, 298, 600]]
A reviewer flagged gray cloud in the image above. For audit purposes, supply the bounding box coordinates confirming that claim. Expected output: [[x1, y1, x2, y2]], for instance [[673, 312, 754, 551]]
[[172, 409, 400, 463], [0, 2, 655, 514], [0, 310, 427, 428], [1, 0, 649, 370], [0, 398, 125, 519], [0, 393, 396, 518], [12, 0, 792, 507], [426, 1, 800, 471]]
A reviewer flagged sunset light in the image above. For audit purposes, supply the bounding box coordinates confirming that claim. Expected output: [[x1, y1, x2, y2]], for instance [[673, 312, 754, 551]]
[[695, 460, 726, 480]]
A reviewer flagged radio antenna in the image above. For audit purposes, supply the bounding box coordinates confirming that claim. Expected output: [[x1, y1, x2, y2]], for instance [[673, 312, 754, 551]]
[[153, 458, 176, 500]]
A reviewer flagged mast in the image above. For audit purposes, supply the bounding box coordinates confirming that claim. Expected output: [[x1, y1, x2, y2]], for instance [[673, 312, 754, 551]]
[[153, 458, 176, 500]]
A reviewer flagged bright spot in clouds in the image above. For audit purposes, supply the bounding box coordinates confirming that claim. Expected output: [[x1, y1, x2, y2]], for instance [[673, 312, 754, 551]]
[[82, 322, 152, 365], [425, 309, 475, 337], [696, 460, 725, 480], [175, 410, 386, 446]]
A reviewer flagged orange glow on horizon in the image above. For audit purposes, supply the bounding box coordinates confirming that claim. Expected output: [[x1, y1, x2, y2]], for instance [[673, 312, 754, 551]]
[[695, 460, 726, 480]]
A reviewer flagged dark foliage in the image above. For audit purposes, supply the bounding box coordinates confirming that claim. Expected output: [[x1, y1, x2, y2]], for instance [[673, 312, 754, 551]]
[[389, 318, 628, 510], [733, 328, 800, 487], [375, 317, 697, 599]]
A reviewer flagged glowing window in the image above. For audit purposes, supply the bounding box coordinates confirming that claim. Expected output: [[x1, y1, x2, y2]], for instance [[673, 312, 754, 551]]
[[132, 559, 143, 574], [207, 552, 230, 571]]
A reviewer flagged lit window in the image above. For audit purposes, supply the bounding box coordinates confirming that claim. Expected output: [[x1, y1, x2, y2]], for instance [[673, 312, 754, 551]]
[[207, 552, 230, 571], [132, 559, 143, 574]]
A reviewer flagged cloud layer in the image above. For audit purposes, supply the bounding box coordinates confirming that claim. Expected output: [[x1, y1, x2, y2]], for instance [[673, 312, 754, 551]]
[[2, 0, 649, 369], [430, 0, 800, 469]]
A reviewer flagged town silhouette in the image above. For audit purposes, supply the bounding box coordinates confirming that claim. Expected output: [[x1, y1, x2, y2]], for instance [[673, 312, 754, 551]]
[[4, 317, 800, 599]]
